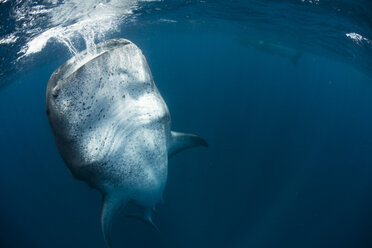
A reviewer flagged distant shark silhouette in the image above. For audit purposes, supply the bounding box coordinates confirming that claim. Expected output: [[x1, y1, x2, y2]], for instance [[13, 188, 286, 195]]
[[46, 39, 207, 247], [240, 38, 302, 66]]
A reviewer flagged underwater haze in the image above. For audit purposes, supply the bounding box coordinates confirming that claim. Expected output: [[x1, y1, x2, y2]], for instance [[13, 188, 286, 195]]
[[1, 0, 372, 247]]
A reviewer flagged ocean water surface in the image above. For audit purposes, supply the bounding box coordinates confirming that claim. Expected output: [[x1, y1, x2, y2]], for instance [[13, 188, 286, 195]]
[[1, 0, 372, 247]]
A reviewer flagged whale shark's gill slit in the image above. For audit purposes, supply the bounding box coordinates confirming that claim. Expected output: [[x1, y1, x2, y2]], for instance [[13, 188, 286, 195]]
[[101, 193, 128, 248]]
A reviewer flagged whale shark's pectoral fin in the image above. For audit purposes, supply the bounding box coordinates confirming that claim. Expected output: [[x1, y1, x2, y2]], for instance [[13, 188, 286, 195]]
[[168, 131, 208, 158], [101, 193, 127, 248]]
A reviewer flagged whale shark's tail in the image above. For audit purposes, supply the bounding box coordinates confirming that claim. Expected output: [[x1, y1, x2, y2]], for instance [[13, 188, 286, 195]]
[[101, 193, 127, 248], [125, 207, 159, 231], [100, 131, 207, 247]]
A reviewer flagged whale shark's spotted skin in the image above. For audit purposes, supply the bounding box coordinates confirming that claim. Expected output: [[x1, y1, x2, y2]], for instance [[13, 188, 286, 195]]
[[46, 39, 207, 247]]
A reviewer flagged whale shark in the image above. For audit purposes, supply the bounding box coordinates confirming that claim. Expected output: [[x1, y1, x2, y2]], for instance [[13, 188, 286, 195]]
[[240, 37, 302, 66], [46, 38, 207, 247]]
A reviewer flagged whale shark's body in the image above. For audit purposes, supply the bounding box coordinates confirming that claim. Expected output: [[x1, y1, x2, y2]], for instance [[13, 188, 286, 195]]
[[240, 37, 301, 66], [46, 39, 207, 247]]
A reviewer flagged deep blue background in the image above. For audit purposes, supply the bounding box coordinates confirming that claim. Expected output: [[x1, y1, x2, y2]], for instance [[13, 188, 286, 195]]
[[1, 3, 372, 248]]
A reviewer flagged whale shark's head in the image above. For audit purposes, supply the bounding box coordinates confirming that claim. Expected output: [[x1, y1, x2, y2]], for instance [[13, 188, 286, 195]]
[[46, 38, 207, 247], [47, 39, 169, 196]]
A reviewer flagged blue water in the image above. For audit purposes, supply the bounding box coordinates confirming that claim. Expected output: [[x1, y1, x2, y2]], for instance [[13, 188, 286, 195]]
[[1, 1, 372, 247]]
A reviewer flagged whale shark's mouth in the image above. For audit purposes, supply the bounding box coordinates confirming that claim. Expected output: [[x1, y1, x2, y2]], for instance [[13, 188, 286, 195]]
[[52, 39, 131, 84]]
